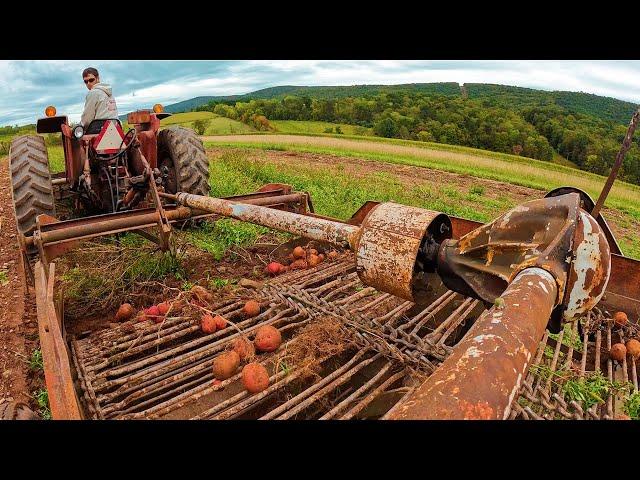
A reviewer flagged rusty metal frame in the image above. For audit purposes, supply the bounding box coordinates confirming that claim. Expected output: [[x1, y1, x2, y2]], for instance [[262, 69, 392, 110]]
[[34, 261, 83, 419]]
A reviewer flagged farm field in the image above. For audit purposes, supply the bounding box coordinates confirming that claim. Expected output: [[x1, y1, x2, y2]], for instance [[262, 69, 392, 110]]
[[203, 134, 640, 220], [160, 111, 255, 135], [202, 138, 640, 260], [270, 120, 371, 136]]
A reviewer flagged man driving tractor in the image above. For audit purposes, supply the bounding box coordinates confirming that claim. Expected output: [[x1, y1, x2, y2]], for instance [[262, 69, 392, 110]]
[[80, 67, 119, 131]]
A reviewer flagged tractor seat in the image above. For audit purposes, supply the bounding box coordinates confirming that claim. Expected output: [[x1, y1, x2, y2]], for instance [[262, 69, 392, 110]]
[[85, 118, 122, 135]]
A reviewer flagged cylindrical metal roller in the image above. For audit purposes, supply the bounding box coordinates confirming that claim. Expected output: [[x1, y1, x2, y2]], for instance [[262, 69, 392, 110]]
[[354, 202, 451, 300]]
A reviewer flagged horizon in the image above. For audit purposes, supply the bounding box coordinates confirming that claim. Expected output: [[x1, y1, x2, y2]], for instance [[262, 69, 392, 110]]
[[1, 60, 639, 127]]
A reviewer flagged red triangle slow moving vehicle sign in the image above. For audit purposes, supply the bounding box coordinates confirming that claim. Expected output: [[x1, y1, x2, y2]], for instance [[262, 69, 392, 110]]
[[93, 120, 127, 154]]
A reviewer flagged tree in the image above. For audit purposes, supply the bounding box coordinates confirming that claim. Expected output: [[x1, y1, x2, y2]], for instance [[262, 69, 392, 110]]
[[193, 119, 210, 135], [373, 117, 398, 138]]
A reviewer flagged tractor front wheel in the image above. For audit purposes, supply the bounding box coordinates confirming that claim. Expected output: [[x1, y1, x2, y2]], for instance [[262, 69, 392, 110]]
[[157, 126, 210, 196]]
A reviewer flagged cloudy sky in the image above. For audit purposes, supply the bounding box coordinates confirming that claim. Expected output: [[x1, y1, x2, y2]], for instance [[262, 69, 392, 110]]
[[1, 60, 639, 127]]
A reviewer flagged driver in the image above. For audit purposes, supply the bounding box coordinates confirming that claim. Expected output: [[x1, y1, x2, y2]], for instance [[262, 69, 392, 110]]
[[80, 67, 119, 129]]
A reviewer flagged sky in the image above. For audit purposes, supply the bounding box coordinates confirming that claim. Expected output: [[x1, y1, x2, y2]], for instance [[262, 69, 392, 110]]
[[1, 60, 639, 127]]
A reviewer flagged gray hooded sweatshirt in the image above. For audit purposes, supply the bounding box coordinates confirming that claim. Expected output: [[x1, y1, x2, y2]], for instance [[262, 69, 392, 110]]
[[81, 83, 119, 127]]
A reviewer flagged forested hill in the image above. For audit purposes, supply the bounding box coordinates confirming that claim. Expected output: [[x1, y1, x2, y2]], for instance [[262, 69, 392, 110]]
[[465, 84, 638, 125], [190, 83, 640, 185], [166, 83, 638, 126]]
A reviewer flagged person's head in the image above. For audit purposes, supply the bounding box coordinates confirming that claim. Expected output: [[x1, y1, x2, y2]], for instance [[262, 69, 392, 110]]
[[82, 67, 100, 90]]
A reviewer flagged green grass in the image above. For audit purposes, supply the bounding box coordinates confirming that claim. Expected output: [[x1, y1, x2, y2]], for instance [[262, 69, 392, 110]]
[[48, 145, 65, 173], [161, 112, 255, 135], [186, 218, 275, 260], [271, 120, 372, 136], [208, 149, 510, 224], [159, 111, 216, 125]]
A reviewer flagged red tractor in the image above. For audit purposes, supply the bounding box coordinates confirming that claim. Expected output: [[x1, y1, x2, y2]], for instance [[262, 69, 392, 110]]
[[9, 105, 210, 257]]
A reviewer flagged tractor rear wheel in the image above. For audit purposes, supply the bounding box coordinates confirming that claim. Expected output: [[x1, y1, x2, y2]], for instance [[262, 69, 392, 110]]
[[9, 135, 56, 249], [157, 126, 209, 196], [0, 399, 40, 420]]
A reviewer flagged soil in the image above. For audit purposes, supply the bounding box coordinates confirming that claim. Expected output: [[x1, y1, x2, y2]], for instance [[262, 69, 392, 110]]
[[0, 158, 42, 410]]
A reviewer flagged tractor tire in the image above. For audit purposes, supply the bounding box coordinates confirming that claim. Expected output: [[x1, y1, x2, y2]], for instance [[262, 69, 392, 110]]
[[157, 126, 210, 196], [9, 135, 55, 245], [0, 399, 40, 420]]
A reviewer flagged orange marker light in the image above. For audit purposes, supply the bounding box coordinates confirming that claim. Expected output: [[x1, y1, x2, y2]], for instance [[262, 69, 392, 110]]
[[152, 103, 164, 113], [45, 105, 56, 117]]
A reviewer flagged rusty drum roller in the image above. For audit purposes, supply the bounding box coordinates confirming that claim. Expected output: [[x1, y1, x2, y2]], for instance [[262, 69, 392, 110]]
[[353, 202, 452, 300]]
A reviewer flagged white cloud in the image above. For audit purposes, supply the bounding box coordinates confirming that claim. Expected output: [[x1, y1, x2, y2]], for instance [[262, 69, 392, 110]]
[[1, 60, 639, 126]]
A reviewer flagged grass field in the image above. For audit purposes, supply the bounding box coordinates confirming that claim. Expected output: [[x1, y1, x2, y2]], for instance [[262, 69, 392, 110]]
[[271, 120, 372, 136], [160, 111, 255, 135], [203, 135, 640, 222]]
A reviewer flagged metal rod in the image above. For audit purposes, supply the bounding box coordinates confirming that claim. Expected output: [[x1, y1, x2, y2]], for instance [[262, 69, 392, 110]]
[[592, 108, 640, 218], [176, 192, 361, 249]]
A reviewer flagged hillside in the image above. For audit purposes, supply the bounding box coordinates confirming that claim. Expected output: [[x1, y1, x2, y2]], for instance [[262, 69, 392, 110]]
[[166, 82, 638, 126], [465, 83, 638, 125]]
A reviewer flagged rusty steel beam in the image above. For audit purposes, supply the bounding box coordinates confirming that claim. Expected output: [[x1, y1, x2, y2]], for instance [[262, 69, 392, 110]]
[[385, 267, 557, 420]]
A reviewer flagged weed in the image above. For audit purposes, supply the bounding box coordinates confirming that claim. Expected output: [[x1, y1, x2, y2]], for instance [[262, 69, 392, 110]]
[[0, 270, 8, 286], [209, 277, 229, 289], [562, 371, 630, 410], [181, 281, 195, 291], [29, 349, 43, 372], [34, 388, 51, 420], [624, 391, 640, 419], [470, 185, 485, 195]]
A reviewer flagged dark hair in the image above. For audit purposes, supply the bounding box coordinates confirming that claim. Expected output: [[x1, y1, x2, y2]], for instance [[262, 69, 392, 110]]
[[82, 67, 99, 78]]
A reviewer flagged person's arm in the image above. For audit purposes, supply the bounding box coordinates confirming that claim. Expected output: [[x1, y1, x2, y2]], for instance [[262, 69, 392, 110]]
[[80, 91, 99, 127]]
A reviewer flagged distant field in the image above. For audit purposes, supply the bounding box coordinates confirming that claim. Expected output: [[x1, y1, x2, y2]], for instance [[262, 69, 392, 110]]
[[159, 111, 216, 125], [203, 134, 640, 222], [161, 112, 255, 135], [271, 120, 371, 136]]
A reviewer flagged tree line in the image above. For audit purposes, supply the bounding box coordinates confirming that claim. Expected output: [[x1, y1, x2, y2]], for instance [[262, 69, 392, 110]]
[[195, 92, 640, 184]]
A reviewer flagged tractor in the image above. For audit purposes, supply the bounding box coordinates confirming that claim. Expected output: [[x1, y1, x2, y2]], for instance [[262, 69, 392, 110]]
[[9, 104, 211, 264]]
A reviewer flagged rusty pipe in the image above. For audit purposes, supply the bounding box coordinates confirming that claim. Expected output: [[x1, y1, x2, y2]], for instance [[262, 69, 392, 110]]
[[176, 192, 361, 248], [385, 267, 557, 420]]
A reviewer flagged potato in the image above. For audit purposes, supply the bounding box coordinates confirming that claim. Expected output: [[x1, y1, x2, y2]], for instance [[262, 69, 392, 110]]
[[308, 254, 321, 267], [242, 363, 270, 393], [254, 325, 282, 352], [201, 314, 217, 334], [214, 315, 228, 330], [293, 246, 306, 259], [309, 248, 318, 255], [243, 300, 261, 318], [145, 305, 162, 323], [232, 337, 255, 361], [610, 343, 627, 362], [614, 311, 628, 326], [212, 351, 240, 380], [289, 259, 308, 270], [626, 339, 640, 359], [317, 253, 325, 262], [327, 250, 339, 260], [191, 285, 213, 304], [157, 302, 171, 316], [115, 303, 135, 322], [265, 262, 284, 276]]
